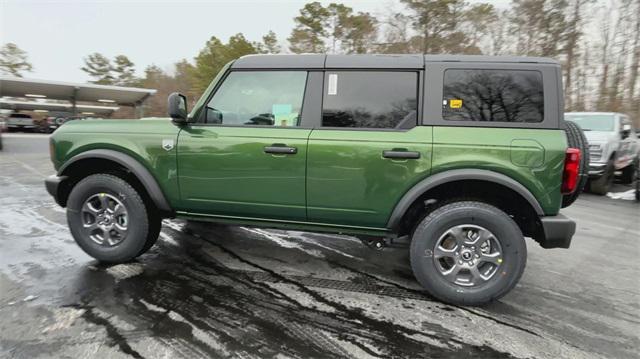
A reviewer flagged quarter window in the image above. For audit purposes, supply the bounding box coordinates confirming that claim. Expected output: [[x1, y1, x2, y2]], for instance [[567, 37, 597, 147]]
[[204, 71, 307, 126], [322, 71, 418, 129], [442, 69, 544, 123]]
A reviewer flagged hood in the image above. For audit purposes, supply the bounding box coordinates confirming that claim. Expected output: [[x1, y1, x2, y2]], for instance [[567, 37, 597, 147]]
[[583, 131, 616, 144], [56, 117, 175, 134]]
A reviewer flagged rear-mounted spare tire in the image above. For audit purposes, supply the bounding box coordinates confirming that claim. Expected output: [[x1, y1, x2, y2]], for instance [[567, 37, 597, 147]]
[[562, 121, 589, 207]]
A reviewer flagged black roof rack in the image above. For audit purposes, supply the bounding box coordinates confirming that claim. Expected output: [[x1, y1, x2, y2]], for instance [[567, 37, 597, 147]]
[[231, 54, 559, 69]]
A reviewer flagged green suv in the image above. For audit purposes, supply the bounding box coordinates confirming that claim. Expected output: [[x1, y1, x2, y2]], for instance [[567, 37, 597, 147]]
[[45, 55, 584, 306]]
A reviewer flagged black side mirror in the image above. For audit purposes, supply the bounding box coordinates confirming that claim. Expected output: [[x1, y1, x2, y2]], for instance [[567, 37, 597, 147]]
[[168, 92, 188, 124]]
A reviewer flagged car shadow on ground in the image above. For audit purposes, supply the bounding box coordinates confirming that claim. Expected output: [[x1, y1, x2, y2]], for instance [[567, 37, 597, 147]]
[[58, 220, 515, 358]]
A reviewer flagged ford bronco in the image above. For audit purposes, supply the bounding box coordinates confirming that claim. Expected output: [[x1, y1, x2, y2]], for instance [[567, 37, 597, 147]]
[[45, 55, 586, 306]]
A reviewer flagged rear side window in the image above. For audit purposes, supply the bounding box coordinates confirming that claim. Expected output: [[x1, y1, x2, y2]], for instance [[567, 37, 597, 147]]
[[322, 71, 418, 129], [442, 69, 544, 123], [205, 71, 307, 127]]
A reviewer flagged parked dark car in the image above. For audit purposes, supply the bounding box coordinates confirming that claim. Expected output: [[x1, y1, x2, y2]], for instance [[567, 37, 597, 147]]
[[44, 116, 66, 133], [43, 116, 102, 133]]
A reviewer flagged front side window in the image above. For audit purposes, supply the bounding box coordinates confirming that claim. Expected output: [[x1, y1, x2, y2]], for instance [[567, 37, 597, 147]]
[[204, 71, 307, 126], [322, 71, 418, 129], [443, 69, 544, 123]]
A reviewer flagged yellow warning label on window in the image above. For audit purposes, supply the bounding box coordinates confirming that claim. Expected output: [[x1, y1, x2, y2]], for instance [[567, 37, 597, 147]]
[[450, 99, 463, 109]]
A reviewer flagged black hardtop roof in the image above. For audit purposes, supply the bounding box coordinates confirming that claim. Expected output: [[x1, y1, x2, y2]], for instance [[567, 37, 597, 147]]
[[231, 54, 560, 69]]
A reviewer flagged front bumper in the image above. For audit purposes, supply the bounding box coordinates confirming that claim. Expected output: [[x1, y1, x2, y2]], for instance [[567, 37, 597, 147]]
[[45, 175, 68, 207], [538, 214, 576, 249], [8, 124, 36, 128], [588, 162, 607, 177]]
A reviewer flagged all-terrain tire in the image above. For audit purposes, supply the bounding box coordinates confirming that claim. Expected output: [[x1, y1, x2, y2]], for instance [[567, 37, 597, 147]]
[[137, 209, 161, 256], [619, 163, 636, 184], [67, 174, 155, 263], [562, 121, 589, 207], [410, 201, 527, 306]]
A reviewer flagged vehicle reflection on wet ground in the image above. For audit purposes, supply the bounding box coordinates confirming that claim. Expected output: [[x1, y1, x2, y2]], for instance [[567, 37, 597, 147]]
[[1, 134, 638, 358]]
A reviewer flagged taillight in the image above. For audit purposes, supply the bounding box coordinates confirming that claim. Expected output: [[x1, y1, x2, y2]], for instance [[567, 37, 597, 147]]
[[561, 148, 581, 194]]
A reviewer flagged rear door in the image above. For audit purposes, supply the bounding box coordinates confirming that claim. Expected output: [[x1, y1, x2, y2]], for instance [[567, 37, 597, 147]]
[[177, 70, 312, 221], [424, 62, 567, 213], [306, 71, 432, 229]]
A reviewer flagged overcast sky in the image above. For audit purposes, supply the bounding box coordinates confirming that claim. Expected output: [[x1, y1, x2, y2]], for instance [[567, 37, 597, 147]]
[[1, 0, 511, 83]]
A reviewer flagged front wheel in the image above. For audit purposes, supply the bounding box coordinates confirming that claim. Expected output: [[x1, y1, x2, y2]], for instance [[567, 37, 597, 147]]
[[67, 174, 159, 263], [410, 201, 527, 306], [619, 163, 636, 184], [590, 162, 614, 195]]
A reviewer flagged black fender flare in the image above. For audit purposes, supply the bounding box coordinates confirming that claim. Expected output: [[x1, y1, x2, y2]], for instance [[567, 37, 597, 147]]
[[58, 149, 173, 214], [386, 169, 544, 230]]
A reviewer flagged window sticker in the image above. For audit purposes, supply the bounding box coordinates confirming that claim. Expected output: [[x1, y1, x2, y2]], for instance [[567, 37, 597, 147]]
[[449, 99, 463, 109], [328, 74, 338, 95]]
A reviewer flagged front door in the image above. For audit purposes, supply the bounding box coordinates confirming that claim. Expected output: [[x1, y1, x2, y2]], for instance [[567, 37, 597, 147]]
[[307, 71, 432, 229], [177, 70, 311, 221]]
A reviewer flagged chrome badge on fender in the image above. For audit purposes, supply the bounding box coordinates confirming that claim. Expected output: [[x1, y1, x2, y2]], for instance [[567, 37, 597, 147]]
[[162, 139, 174, 151]]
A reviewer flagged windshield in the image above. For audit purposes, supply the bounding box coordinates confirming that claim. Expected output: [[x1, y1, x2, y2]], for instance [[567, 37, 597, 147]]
[[565, 114, 615, 131]]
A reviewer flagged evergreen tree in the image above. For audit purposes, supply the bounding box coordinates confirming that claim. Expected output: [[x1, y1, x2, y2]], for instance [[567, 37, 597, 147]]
[[113, 55, 137, 86], [0, 43, 33, 77], [192, 34, 257, 94], [81, 53, 114, 84]]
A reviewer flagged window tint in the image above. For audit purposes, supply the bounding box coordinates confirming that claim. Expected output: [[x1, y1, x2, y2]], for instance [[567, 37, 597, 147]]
[[205, 71, 307, 126], [322, 71, 418, 129], [443, 69, 544, 123]]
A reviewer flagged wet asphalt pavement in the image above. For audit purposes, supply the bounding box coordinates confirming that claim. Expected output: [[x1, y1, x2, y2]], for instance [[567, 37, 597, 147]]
[[0, 133, 638, 359]]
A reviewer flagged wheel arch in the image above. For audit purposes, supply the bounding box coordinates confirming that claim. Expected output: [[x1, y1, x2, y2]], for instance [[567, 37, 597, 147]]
[[57, 149, 173, 215], [387, 169, 544, 238]]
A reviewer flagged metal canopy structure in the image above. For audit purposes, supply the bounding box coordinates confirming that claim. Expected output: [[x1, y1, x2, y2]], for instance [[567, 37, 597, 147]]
[[0, 99, 119, 115], [0, 76, 156, 117]]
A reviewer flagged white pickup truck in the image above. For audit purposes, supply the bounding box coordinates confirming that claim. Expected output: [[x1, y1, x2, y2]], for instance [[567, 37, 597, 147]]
[[7, 113, 37, 132], [565, 112, 639, 194]]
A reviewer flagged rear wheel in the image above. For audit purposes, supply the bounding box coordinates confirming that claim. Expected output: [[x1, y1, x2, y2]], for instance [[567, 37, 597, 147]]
[[67, 174, 159, 263], [410, 201, 526, 306], [562, 121, 589, 207]]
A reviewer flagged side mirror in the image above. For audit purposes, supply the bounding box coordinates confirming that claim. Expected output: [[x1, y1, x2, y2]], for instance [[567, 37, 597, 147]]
[[621, 123, 631, 139], [168, 92, 188, 124]]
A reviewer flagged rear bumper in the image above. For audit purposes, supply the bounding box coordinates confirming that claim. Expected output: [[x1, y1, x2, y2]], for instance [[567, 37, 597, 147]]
[[538, 214, 576, 249], [45, 175, 67, 207]]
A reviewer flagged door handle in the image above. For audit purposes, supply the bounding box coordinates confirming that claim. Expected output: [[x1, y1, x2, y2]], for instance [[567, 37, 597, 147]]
[[264, 144, 298, 155], [382, 150, 420, 159]]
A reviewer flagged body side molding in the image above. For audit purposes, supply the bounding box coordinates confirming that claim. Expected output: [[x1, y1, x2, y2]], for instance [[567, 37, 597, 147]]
[[386, 169, 545, 230]]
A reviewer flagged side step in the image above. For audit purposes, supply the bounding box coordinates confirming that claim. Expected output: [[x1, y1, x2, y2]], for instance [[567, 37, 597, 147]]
[[359, 235, 410, 250]]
